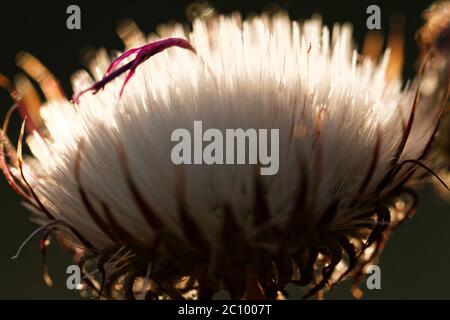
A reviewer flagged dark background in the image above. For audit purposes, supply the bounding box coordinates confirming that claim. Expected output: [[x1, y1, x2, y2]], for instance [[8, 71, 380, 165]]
[[0, 0, 449, 299]]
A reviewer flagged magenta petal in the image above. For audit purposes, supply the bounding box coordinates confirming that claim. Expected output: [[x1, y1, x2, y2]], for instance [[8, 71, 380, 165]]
[[73, 38, 196, 103], [106, 47, 142, 75]]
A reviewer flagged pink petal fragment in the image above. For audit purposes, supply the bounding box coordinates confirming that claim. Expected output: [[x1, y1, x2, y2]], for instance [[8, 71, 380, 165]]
[[73, 38, 196, 103]]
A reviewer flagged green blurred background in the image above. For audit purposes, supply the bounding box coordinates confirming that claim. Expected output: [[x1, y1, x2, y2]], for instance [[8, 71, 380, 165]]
[[0, 0, 448, 299]]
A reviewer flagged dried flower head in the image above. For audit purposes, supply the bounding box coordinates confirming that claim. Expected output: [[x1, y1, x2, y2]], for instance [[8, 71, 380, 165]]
[[418, 0, 450, 55], [1, 9, 448, 300], [417, 0, 450, 200]]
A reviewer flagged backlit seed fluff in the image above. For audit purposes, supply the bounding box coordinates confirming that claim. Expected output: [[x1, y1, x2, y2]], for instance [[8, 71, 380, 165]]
[[1, 11, 448, 300]]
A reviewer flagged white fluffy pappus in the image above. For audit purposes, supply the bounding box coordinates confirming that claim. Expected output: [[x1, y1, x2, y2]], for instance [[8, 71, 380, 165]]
[[2, 12, 447, 299]]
